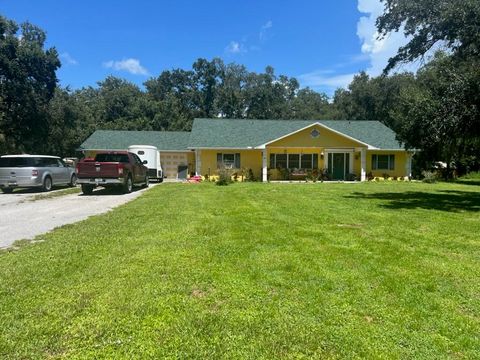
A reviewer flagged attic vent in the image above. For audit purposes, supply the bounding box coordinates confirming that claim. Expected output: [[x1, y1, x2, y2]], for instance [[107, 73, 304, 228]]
[[310, 129, 320, 138]]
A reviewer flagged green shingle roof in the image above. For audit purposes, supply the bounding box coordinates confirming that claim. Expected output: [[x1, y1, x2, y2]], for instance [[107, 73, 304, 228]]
[[80, 119, 405, 152], [79, 130, 191, 151], [189, 118, 404, 150]]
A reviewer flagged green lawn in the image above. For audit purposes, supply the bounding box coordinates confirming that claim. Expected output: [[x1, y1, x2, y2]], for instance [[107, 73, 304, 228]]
[[1, 182, 479, 359]]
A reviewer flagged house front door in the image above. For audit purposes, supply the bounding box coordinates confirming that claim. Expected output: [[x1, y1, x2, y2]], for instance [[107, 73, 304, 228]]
[[332, 153, 345, 180]]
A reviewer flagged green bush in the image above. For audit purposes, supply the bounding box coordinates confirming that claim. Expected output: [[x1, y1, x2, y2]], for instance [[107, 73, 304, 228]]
[[279, 168, 291, 180], [319, 168, 331, 182], [216, 168, 233, 186], [305, 170, 313, 182], [245, 168, 256, 182], [422, 170, 438, 183], [346, 173, 357, 181], [460, 171, 480, 180]]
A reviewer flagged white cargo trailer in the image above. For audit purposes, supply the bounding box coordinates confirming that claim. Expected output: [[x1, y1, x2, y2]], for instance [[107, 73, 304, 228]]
[[128, 145, 163, 181]]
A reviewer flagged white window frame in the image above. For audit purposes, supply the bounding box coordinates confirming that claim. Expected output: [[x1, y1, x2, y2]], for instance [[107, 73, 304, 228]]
[[217, 152, 240, 169], [300, 154, 314, 169], [270, 153, 318, 170], [372, 154, 395, 170]]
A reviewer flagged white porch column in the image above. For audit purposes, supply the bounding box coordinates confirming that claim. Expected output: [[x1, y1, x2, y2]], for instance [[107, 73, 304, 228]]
[[360, 148, 367, 181], [195, 149, 201, 176], [406, 152, 412, 179], [262, 149, 268, 182]]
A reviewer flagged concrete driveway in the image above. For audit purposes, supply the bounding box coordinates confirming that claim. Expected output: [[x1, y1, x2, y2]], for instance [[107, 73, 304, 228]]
[[0, 184, 157, 249]]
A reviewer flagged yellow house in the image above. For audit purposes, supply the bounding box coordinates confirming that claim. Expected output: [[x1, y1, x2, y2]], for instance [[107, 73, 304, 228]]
[[79, 119, 412, 182], [189, 118, 413, 182]]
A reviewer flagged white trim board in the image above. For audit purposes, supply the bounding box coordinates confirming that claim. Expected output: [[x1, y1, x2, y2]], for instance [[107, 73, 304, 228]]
[[82, 148, 190, 153], [368, 149, 407, 152], [323, 148, 356, 153], [187, 147, 259, 150]]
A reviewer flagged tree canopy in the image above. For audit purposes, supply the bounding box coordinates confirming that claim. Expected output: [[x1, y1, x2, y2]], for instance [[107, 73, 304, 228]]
[[0, 16, 60, 153], [377, 0, 480, 72], [376, 0, 480, 174]]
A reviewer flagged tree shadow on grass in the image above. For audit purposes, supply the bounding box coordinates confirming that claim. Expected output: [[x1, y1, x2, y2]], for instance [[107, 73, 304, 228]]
[[454, 179, 480, 186], [345, 190, 480, 212]]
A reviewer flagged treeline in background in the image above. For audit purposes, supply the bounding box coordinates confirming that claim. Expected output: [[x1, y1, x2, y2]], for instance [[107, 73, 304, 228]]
[[1, 0, 479, 176]]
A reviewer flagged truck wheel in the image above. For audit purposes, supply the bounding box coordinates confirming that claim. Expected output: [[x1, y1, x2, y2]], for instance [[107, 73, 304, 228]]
[[81, 184, 94, 195], [123, 175, 133, 194], [69, 174, 77, 187], [42, 176, 52, 192]]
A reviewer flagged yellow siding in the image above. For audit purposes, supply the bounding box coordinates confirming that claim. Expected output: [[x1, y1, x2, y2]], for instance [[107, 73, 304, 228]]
[[84, 150, 97, 158], [352, 153, 361, 175], [199, 148, 334, 181], [268, 124, 365, 148], [367, 151, 408, 178], [199, 150, 263, 179]]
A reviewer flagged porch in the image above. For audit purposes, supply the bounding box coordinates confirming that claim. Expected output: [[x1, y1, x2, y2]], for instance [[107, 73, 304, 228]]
[[194, 147, 369, 182], [262, 147, 367, 182]]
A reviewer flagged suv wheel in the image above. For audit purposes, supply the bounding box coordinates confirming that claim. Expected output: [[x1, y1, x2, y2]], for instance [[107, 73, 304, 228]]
[[143, 175, 149, 188], [81, 184, 94, 195], [123, 175, 133, 194], [42, 176, 52, 192], [69, 174, 77, 187]]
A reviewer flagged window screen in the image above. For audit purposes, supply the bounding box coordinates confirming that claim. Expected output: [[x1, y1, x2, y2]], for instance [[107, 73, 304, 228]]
[[275, 154, 287, 169], [223, 154, 235, 167], [372, 154, 395, 170], [216, 153, 241, 168], [288, 154, 300, 169], [301, 154, 312, 169], [313, 154, 318, 169]]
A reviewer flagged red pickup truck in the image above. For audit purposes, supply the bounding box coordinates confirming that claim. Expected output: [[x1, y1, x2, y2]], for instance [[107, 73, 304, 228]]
[[76, 151, 149, 194]]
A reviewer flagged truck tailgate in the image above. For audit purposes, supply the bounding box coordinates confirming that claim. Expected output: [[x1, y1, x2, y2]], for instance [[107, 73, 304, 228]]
[[77, 162, 120, 178]]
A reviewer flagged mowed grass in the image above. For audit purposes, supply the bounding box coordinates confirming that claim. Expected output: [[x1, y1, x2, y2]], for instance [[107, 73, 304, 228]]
[[0, 182, 479, 359]]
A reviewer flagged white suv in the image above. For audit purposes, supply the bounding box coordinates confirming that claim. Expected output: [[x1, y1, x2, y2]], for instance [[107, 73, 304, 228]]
[[0, 155, 77, 193]]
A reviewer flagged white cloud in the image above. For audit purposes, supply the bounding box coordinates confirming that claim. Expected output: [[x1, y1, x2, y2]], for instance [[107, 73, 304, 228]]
[[103, 58, 149, 75], [225, 41, 246, 54], [225, 20, 273, 55], [298, 0, 425, 94], [356, 0, 422, 75], [60, 52, 78, 65], [259, 20, 273, 41], [298, 70, 356, 92]]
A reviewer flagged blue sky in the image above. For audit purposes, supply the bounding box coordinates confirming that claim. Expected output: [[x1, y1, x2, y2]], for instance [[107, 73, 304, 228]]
[[1, 0, 414, 96]]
